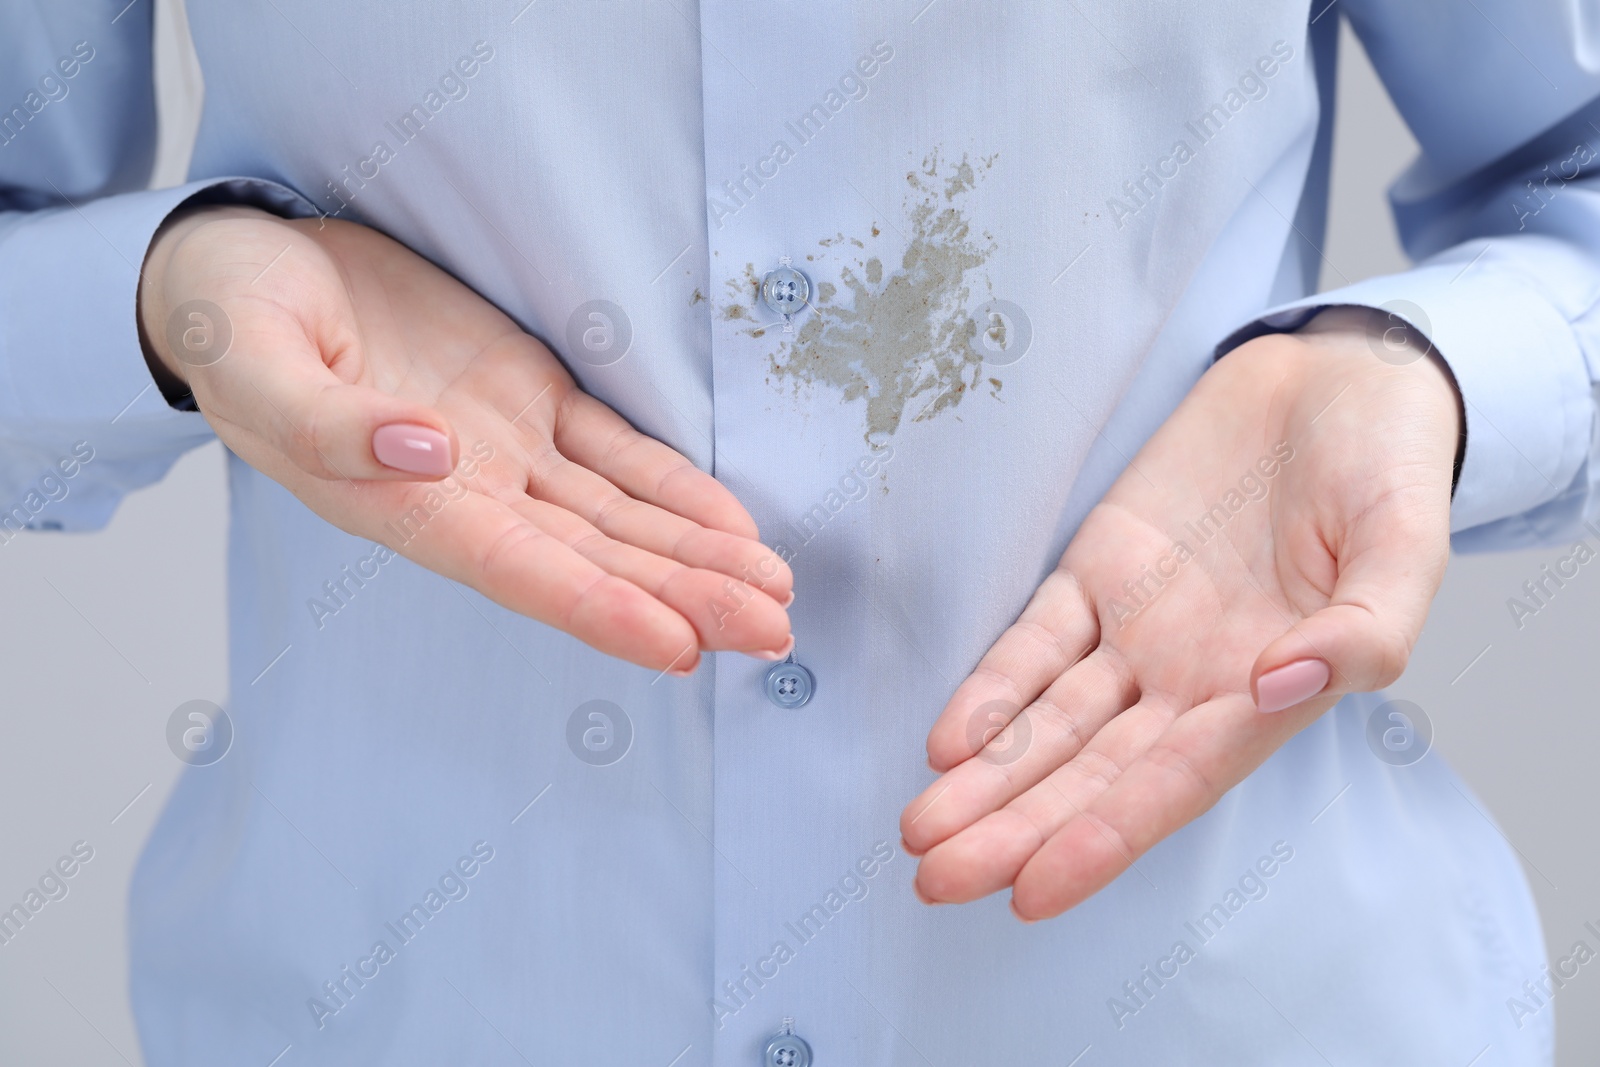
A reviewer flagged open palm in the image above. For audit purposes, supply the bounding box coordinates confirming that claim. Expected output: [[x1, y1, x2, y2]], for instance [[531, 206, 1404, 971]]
[[144, 210, 792, 672], [900, 312, 1460, 919]]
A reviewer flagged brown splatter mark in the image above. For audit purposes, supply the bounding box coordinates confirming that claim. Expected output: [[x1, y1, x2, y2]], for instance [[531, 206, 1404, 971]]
[[690, 288, 704, 306], [983, 312, 1007, 348], [871, 223, 881, 237], [763, 149, 1001, 440], [944, 158, 976, 200], [816, 281, 836, 304], [722, 263, 760, 318]]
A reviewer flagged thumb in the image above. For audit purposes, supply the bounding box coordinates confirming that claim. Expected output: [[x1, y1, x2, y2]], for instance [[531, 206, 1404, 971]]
[[1249, 499, 1448, 713], [197, 306, 460, 483]]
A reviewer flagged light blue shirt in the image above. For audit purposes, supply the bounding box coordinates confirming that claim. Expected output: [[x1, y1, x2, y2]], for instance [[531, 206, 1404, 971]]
[[5, 2, 1599, 1064]]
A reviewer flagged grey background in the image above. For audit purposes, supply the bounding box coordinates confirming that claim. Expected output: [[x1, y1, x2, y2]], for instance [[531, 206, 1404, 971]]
[[2, 5, 1595, 1063]]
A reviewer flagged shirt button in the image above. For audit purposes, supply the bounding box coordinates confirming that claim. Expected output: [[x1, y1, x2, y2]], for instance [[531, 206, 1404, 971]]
[[760, 265, 810, 318], [763, 1029, 812, 1067], [763, 655, 815, 709]]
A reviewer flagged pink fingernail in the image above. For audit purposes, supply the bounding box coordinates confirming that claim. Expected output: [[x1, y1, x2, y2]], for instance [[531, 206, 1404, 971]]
[[1008, 898, 1038, 924], [372, 423, 453, 476], [781, 590, 796, 608], [913, 882, 942, 906], [749, 635, 794, 662], [1255, 658, 1331, 713]]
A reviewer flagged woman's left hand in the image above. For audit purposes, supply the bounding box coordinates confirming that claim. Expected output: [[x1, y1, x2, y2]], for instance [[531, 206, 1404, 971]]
[[899, 307, 1461, 920]]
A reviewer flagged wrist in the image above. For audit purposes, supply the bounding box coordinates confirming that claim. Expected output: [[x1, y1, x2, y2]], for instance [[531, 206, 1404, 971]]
[[137, 203, 282, 399], [1291, 305, 1467, 492]]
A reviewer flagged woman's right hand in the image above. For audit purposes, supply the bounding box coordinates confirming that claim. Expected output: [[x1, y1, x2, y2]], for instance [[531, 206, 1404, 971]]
[[138, 206, 793, 673]]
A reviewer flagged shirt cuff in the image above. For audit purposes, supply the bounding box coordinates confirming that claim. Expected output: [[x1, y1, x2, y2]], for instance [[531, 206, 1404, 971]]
[[0, 176, 317, 530], [1214, 251, 1594, 534]]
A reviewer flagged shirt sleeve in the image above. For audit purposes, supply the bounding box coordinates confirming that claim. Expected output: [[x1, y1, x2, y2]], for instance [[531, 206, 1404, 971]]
[[0, 4, 311, 535], [1217, 1, 1600, 551]]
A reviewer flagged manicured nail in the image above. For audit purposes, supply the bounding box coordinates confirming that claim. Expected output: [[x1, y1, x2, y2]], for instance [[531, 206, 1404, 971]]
[[1256, 658, 1331, 713], [781, 590, 796, 608], [372, 423, 453, 476], [912, 882, 942, 906], [749, 635, 795, 662], [1008, 898, 1038, 924], [667, 663, 698, 677], [900, 836, 925, 858]]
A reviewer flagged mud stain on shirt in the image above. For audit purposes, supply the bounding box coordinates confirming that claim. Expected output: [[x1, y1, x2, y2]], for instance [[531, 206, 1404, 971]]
[[733, 149, 1001, 441]]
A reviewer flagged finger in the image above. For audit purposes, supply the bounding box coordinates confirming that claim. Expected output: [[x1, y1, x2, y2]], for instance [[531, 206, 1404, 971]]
[[912, 696, 1171, 904], [200, 310, 459, 482], [900, 649, 1135, 855], [1251, 493, 1447, 711], [376, 481, 703, 672], [925, 567, 1099, 772], [553, 389, 765, 541], [500, 494, 792, 655], [1010, 692, 1298, 920], [524, 442, 794, 603]]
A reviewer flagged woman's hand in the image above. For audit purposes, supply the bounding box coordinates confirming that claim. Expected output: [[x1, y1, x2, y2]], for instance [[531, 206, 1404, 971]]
[[900, 307, 1461, 920], [139, 207, 792, 673]]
